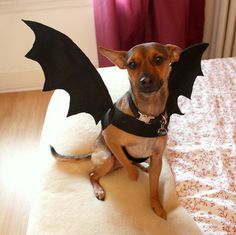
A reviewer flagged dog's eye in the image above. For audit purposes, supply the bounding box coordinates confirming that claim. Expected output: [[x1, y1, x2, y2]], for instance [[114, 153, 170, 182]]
[[154, 56, 163, 65], [128, 61, 137, 69]]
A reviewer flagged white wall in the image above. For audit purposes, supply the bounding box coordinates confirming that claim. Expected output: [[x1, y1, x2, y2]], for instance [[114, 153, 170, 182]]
[[0, 0, 98, 92]]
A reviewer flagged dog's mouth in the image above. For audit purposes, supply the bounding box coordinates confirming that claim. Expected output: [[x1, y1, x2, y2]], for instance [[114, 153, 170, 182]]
[[142, 83, 162, 92], [138, 81, 163, 96], [140, 90, 158, 97], [137, 75, 163, 95]]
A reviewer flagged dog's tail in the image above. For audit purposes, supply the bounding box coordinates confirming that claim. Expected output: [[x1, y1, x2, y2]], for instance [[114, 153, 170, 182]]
[[50, 145, 91, 162]]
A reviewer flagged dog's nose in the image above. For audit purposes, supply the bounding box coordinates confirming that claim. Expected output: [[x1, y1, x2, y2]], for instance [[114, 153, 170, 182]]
[[138, 75, 163, 93], [139, 76, 153, 87]]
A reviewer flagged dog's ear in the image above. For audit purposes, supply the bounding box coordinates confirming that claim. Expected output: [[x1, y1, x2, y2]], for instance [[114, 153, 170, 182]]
[[99, 47, 127, 69], [166, 44, 182, 63]]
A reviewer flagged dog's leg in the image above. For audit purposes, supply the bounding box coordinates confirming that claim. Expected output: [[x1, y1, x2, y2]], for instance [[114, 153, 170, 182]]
[[89, 154, 118, 201], [149, 153, 167, 219], [90, 133, 123, 200], [105, 141, 139, 181]]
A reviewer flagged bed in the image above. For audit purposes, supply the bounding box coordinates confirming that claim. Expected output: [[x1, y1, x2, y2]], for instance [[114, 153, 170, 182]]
[[168, 57, 236, 234], [27, 57, 236, 235]]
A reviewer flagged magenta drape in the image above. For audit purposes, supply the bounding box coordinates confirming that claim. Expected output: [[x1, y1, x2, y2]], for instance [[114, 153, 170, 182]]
[[93, 0, 205, 67]]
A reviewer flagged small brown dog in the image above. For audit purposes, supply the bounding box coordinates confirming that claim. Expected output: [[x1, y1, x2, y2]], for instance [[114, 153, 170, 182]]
[[52, 42, 181, 219]]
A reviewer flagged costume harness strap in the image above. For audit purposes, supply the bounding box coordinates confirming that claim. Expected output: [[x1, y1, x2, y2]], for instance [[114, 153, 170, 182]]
[[101, 93, 169, 138], [101, 94, 169, 163]]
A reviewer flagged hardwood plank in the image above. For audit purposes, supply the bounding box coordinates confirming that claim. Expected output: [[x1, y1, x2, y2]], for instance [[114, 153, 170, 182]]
[[0, 90, 52, 235]]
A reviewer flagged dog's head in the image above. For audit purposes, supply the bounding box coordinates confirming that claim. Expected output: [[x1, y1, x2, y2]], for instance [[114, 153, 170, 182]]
[[100, 43, 181, 97]]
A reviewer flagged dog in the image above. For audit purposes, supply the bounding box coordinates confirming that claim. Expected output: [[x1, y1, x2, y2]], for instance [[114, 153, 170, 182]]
[[51, 42, 181, 219]]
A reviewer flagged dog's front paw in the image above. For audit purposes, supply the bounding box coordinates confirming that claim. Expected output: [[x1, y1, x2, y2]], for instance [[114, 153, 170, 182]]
[[151, 199, 167, 220], [127, 165, 139, 181]]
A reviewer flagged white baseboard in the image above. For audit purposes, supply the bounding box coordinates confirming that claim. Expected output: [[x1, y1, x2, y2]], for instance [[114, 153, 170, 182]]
[[0, 70, 44, 93]]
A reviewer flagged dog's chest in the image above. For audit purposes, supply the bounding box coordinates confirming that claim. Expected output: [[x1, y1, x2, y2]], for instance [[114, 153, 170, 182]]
[[125, 138, 159, 158]]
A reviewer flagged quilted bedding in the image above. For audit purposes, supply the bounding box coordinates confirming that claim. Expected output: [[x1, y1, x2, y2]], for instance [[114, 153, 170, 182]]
[[168, 57, 236, 234]]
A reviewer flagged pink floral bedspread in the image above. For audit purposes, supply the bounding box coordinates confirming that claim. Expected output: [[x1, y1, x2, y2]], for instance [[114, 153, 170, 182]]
[[168, 57, 236, 235]]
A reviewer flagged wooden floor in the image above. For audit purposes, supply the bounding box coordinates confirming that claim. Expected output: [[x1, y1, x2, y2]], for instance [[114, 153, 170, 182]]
[[0, 90, 52, 235]]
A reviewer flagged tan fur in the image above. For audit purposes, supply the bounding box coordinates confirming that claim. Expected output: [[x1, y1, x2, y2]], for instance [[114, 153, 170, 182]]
[[89, 43, 181, 219]]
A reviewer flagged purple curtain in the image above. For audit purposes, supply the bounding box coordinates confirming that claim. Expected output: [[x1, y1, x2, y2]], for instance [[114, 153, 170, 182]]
[[93, 0, 205, 67]]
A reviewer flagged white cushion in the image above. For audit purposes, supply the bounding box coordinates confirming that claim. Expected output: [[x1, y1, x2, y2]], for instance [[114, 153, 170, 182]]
[[27, 66, 201, 235]]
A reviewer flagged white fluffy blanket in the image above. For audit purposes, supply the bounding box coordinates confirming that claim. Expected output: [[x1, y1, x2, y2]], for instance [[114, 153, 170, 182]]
[[27, 67, 201, 235]]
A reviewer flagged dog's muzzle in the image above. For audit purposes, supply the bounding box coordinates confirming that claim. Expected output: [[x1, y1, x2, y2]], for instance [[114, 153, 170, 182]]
[[137, 74, 163, 93]]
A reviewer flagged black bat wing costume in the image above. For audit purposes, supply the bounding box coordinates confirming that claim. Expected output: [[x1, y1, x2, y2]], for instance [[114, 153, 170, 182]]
[[23, 20, 113, 124], [23, 20, 208, 137], [167, 43, 209, 116]]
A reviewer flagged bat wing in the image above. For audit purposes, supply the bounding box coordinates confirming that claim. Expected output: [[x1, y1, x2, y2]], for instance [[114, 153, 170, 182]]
[[166, 43, 209, 116], [23, 20, 113, 124]]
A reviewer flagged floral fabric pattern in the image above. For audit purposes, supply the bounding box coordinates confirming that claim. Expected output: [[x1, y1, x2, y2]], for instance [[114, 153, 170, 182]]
[[168, 57, 236, 235]]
